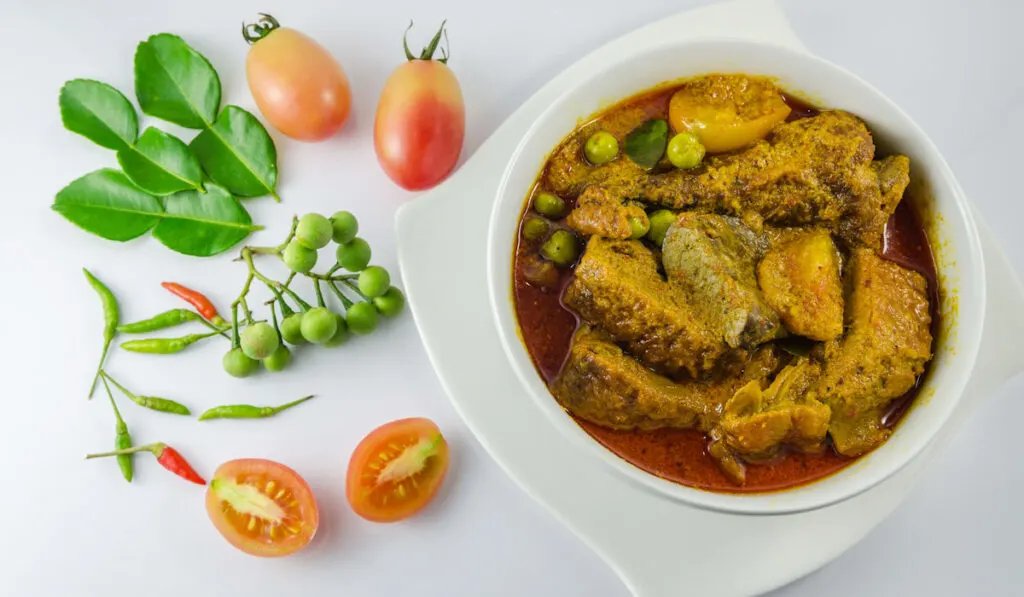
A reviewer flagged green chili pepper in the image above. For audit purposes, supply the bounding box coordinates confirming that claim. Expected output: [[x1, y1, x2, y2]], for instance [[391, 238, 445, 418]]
[[198, 395, 315, 421], [100, 375, 133, 483], [117, 308, 230, 338], [119, 330, 221, 354], [83, 268, 119, 398], [102, 371, 191, 416]]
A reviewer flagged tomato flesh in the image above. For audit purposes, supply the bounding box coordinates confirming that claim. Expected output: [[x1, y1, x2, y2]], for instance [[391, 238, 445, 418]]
[[346, 418, 450, 522], [206, 459, 319, 557]]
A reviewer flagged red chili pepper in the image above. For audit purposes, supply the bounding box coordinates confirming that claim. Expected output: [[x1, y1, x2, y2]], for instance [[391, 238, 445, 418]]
[[161, 282, 227, 327], [86, 442, 206, 485], [155, 445, 206, 485]]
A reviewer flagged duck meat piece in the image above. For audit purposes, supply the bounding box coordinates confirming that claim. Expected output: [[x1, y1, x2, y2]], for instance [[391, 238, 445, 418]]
[[552, 328, 710, 429], [662, 213, 782, 348], [553, 327, 783, 431], [563, 237, 732, 378], [817, 249, 933, 456], [566, 186, 649, 239], [840, 155, 911, 251]]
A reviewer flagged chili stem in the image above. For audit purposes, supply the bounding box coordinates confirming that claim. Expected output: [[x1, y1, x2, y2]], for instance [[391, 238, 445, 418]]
[[101, 374, 125, 425], [88, 346, 109, 399], [197, 318, 231, 339], [273, 394, 315, 412], [86, 443, 160, 459], [101, 370, 135, 401]]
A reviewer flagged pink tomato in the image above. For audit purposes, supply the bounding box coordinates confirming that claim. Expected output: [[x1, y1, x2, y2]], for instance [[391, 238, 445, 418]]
[[374, 22, 465, 191]]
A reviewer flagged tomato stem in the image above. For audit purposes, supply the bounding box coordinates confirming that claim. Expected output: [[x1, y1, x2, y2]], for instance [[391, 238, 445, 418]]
[[242, 13, 281, 45], [403, 20, 450, 63]]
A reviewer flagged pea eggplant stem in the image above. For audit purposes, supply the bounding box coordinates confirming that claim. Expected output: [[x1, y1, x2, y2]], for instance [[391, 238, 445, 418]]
[[269, 300, 282, 335], [279, 284, 313, 311], [101, 370, 191, 416], [230, 303, 241, 350], [198, 395, 316, 421], [304, 271, 358, 282], [340, 279, 371, 301], [328, 281, 354, 309], [268, 284, 296, 316], [100, 375, 133, 483], [313, 279, 326, 307]]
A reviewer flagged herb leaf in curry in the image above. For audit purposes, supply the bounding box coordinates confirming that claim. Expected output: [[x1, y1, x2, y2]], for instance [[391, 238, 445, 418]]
[[623, 119, 668, 170]]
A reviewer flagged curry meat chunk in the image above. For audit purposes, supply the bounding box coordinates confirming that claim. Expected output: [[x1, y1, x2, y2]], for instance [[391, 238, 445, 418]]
[[566, 186, 649, 239], [553, 327, 782, 431], [719, 359, 831, 458], [683, 110, 886, 246], [817, 250, 933, 456], [662, 213, 782, 348], [839, 155, 911, 252], [553, 327, 718, 430], [757, 229, 844, 341], [564, 237, 732, 378]]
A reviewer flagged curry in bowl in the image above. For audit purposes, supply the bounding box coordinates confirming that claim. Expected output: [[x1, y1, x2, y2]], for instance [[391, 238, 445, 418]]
[[512, 74, 938, 492]]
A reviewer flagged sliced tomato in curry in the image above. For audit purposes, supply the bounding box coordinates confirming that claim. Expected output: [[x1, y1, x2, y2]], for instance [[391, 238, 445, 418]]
[[205, 458, 319, 557], [346, 417, 449, 522]]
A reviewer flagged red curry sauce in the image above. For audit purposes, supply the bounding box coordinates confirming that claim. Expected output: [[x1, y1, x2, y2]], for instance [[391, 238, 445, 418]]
[[512, 85, 939, 493]]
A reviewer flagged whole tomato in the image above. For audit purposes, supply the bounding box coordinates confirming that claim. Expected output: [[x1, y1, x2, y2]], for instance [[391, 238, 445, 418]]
[[374, 21, 465, 191], [243, 14, 351, 142]]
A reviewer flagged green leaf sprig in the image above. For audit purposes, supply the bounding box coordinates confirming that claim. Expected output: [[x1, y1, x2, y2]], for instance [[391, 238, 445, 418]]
[[54, 33, 279, 257], [624, 119, 669, 170]]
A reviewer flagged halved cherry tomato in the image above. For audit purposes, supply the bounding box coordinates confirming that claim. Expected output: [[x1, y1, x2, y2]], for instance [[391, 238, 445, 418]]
[[346, 417, 450, 522], [243, 14, 351, 141], [206, 458, 319, 557], [374, 21, 465, 191], [668, 74, 790, 153]]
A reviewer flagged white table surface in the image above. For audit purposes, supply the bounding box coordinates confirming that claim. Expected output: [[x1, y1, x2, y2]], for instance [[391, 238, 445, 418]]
[[1, 0, 1021, 595]]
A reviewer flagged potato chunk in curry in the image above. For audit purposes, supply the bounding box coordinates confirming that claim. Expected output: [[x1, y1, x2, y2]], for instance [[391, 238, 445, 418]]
[[757, 230, 844, 341], [668, 74, 792, 153]]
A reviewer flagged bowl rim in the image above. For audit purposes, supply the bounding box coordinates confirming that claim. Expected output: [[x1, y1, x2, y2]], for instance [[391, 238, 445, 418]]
[[485, 39, 985, 515]]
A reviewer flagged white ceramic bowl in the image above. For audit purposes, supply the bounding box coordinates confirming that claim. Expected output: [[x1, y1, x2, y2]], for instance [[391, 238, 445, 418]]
[[486, 39, 985, 515]]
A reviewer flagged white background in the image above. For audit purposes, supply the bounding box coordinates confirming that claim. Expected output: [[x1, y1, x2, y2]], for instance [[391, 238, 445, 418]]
[[1, 0, 1022, 595]]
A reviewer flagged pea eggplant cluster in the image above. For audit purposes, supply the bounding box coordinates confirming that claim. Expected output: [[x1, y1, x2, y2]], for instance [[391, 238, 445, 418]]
[[222, 210, 405, 378]]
